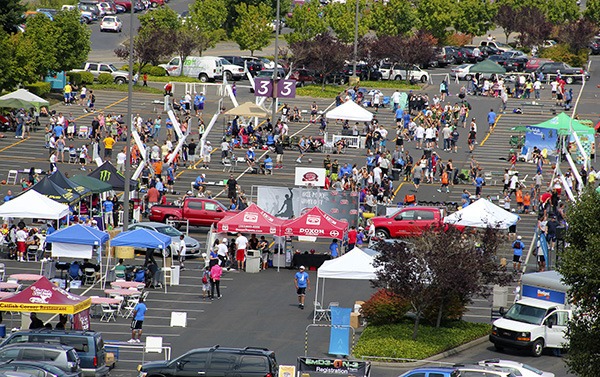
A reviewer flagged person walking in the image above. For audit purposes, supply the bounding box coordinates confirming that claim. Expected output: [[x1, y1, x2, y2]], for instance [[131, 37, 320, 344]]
[[128, 298, 147, 343], [201, 266, 211, 300], [178, 234, 186, 270], [294, 266, 310, 310], [512, 235, 525, 272], [209, 262, 222, 300]]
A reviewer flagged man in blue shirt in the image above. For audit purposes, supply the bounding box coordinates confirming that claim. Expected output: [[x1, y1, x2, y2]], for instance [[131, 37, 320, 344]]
[[3, 190, 12, 203], [193, 173, 205, 191], [487, 109, 497, 127], [512, 235, 525, 271], [339, 163, 352, 178], [194, 92, 205, 117], [129, 298, 147, 343], [166, 163, 175, 193], [329, 239, 339, 258], [103, 198, 114, 228], [294, 266, 310, 310], [53, 124, 64, 138], [475, 174, 484, 198]]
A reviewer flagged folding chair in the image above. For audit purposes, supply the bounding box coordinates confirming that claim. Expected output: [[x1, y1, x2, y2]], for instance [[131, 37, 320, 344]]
[[83, 268, 96, 285], [26, 247, 39, 262], [314, 302, 330, 322], [123, 297, 140, 319], [100, 304, 116, 322], [6, 170, 18, 185], [222, 159, 233, 173], [0, 263, 5, 282]]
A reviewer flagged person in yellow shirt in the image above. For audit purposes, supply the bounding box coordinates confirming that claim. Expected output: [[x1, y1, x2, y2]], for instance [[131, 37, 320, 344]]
[[103, 135, 116, 160], [64, 83, 72, 105]]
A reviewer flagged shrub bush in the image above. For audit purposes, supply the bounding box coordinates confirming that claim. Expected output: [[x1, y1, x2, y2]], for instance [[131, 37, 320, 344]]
[[360, 289, 410, 325], [446, 33, 472, 47], [540, 44, 589, 68], [147, 66, 166, 77], [421, 295, 468, 326], [97, 73, 113, 85], [67, 71, 94, 85], [24, 82, 51, 97]]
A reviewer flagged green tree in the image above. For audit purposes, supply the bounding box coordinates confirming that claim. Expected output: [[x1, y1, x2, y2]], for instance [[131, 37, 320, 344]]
[[368, 0, 416, 36], [285, 0, 327, 44], [325, 0, 370, 44], [495, 4, 518, 43], [558, 187, 600, 377], [415, 0, 454, 42], [232, 3, 272, 56], [584, 0, 600, 23], [189, 0, 228, 54], [139, 6, 180, 31], [0, 0, 25, 34], [0, 32, 37, 92], [544, 0, 580, 24], [23, 14, 59, 77], [52, 10, 91, 72], [452, 0, 496, 39]]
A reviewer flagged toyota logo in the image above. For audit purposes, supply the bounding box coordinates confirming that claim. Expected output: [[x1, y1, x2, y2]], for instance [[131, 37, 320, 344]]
[[330, 230, 340, 237]]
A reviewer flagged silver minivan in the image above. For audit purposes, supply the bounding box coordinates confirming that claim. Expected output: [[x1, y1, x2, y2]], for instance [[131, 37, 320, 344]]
[[0, 344, 81, 376]]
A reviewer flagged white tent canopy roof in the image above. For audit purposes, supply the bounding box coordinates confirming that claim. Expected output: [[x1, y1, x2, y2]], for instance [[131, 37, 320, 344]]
[[0, 189, 70, 220], [317, 247, 377, 280], [0, 89, 50, 111], [443, 198, 520, 229], [325, 101, 374, 122]]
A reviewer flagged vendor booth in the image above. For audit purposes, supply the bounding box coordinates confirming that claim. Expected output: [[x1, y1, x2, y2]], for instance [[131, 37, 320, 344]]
[[313, 248, 376, 323], [70, 175, 113, 194], [0, 89, 50, 112], [0, 276, 91, 330], [110, 228, 172, 292], [31, 176, 80, 205], [325, 101, 374, 122], [48, 170, 91, 198], [88, 161, 137, 191], [0, 189, 70, 221], [216, 203, 284, 235], [443, 198, 520, 229]]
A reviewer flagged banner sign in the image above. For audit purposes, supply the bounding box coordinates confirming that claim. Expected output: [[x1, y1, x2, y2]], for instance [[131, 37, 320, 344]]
[[295, 167, 327, 187], [522, 285, 566, 304], [256, 186, 359, 227], [297, 357, 371, 377], [329, 307, 352, 356]]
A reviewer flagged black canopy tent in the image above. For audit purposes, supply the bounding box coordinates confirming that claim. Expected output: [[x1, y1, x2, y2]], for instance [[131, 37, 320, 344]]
[[48, 170, 91, 198], [30, 176, 80, 205], [88, 161, 137, 191]]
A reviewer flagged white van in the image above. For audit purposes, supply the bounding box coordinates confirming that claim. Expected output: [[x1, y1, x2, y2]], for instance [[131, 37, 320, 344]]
[[490, 271, 572, 357], [159, 56, 223, 82]]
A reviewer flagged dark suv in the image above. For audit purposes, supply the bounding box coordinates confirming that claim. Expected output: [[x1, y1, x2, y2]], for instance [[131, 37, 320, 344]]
[[138, 346, 277, 377], [221, 56, 263, 76], [1, 330, 109, 377]]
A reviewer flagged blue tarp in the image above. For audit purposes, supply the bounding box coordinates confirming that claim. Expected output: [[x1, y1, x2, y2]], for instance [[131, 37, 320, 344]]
[[111, 228, 171, 250], [46, 224, 109, 246]]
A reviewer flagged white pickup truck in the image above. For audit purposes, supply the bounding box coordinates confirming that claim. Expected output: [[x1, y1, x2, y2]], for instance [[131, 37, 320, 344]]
[[489, 271, 572, 357]]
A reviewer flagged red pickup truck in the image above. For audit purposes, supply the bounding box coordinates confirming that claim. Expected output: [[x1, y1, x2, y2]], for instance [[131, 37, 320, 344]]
[[371, 206, 447, 239], [149, 198, 235, 227]]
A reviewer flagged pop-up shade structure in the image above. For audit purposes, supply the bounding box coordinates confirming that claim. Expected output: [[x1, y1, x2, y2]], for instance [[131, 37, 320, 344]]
[[0, 89, 50, 111], [88, 161, 137, 191], [46, 224, 109, 258], [0, 189, 70, 220], [224, 102, 269, 118], [469, 59, 506, 74], [70, 175, 113, 194], [313, 247, 376, 322], [31, 177, 80, 205], [443, 198, 520, 230], [326, 100, 374, 122], [48, 170, 91, 198], [0, 276, 91, 329], [282, 206, 348, 240], [217, 203, 284, 235]]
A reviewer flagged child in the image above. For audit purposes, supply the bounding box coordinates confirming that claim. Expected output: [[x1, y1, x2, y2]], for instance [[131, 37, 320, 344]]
[[437, 170, 450, 193], [201, 266, 211, 300]]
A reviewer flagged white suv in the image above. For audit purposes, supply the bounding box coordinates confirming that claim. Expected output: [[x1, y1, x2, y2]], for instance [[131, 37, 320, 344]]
[[477, 359, 555, 377], [379, 63, 430, 83]]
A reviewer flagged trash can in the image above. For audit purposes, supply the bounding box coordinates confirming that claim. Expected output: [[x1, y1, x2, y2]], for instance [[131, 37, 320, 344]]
[[391, 168, 401, 181], [493, 285, 508, 308], [245, 250, 261, 273], [170, 265, 180, 286]]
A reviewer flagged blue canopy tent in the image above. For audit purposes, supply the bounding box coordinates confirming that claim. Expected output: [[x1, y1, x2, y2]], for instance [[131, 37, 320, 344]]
[[43, 224, 110, 287], [110, 229, 172, 292]]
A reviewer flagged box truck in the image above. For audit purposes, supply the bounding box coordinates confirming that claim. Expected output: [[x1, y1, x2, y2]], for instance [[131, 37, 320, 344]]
[[489, 270, 572, 357], [159, 56, 223, 82]]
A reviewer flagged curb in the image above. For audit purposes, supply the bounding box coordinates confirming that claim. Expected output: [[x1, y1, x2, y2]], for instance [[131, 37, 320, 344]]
[[367, 335, 490, 369]]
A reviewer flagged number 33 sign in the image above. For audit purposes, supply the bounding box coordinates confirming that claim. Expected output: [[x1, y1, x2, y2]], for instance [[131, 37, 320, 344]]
[[253, 78, 296, 98]]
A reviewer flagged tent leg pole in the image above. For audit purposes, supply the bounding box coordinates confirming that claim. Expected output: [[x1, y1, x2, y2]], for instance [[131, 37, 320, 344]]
[[277, 242, 281, 273], [313, 276, 319, 323]]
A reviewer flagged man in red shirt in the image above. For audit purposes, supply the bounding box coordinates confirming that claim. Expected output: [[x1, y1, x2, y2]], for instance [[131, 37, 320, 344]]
[[347, 226, 357, 251]]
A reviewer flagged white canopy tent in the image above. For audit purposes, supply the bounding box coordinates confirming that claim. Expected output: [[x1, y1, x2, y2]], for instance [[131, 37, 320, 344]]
[[0, 189, 70, 220], [325, 101, 374, 122], [0, 89, 50, 112], [443, 198, 520, 230], [313, 247, 376, 322]]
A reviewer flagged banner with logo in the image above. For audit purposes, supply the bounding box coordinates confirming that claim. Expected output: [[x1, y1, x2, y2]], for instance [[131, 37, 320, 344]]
[[297, 357, 371, 377], [295, 167, 327, 187], [256, 186, 359, 227], [329, 307, 352, 356]]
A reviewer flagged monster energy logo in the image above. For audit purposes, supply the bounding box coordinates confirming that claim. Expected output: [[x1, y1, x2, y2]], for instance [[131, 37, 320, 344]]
[[99, 170, 111, 181]]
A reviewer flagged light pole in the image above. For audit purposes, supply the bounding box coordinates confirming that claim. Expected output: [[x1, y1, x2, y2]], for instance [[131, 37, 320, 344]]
[[271, 0, 281, 123], [123, 1, 135, 231], [350, 0, 359, 86]]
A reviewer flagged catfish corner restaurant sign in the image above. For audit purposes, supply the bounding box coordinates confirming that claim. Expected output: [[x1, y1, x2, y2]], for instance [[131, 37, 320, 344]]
[[297, 357, 371, 377]]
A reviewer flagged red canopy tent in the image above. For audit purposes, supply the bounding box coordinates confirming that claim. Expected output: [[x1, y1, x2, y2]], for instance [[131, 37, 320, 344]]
[[217, 203, 284, 235], [0, 277, 91, 330], [282, 206, 348, 240]]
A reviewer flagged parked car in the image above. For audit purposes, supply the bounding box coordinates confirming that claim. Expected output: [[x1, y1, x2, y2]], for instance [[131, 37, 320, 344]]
[[398, 367, 456, 377], [138, 346, 278, 377], [77, 4, 100, 20], [70, 62, 129, 84], [315, 71, 346, 85], [458, 46, 484, 63], [343, 64, 382, 81], [159, 56, 223, 82], [149, 198, 237, 228], [379, 63, 429, 82], [501, 51, 528, 72], [370, 206, 448, 239], [479, 45, 502, 58], [1, 329, 109, 377], [289, 69, 316, 86], [535, 62, 590, 83], [477, 359, 555, 377], [524, 58, 553, 73], [435, 46, 460, 66], [590, 37, 600, 55], [99, 16, 122, 32], [220, 56, 261, 76], [219, 58, 245, 81], [453, 365, 515, 377], [112, 0, 131, 11], [479, 40, 512, 52], [126, 222, 201, 257], [255, 68, 286, 79], [0, 344, 81, 375], [96, 2, 116, 15], [0, 362, 80, 377], [450, 64, 474, 80]]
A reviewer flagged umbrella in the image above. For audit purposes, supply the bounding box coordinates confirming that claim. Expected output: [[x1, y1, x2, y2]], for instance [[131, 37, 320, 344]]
[[224, 102, 269, 117]]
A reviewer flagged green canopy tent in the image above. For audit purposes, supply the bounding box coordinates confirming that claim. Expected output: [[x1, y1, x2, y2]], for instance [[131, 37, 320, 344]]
[[469, 59, 507, 74], [530, 112, 594, 135], [70, 175, 113, 194], [48, 170, 91, 198], [0, 89, 50, 112]]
